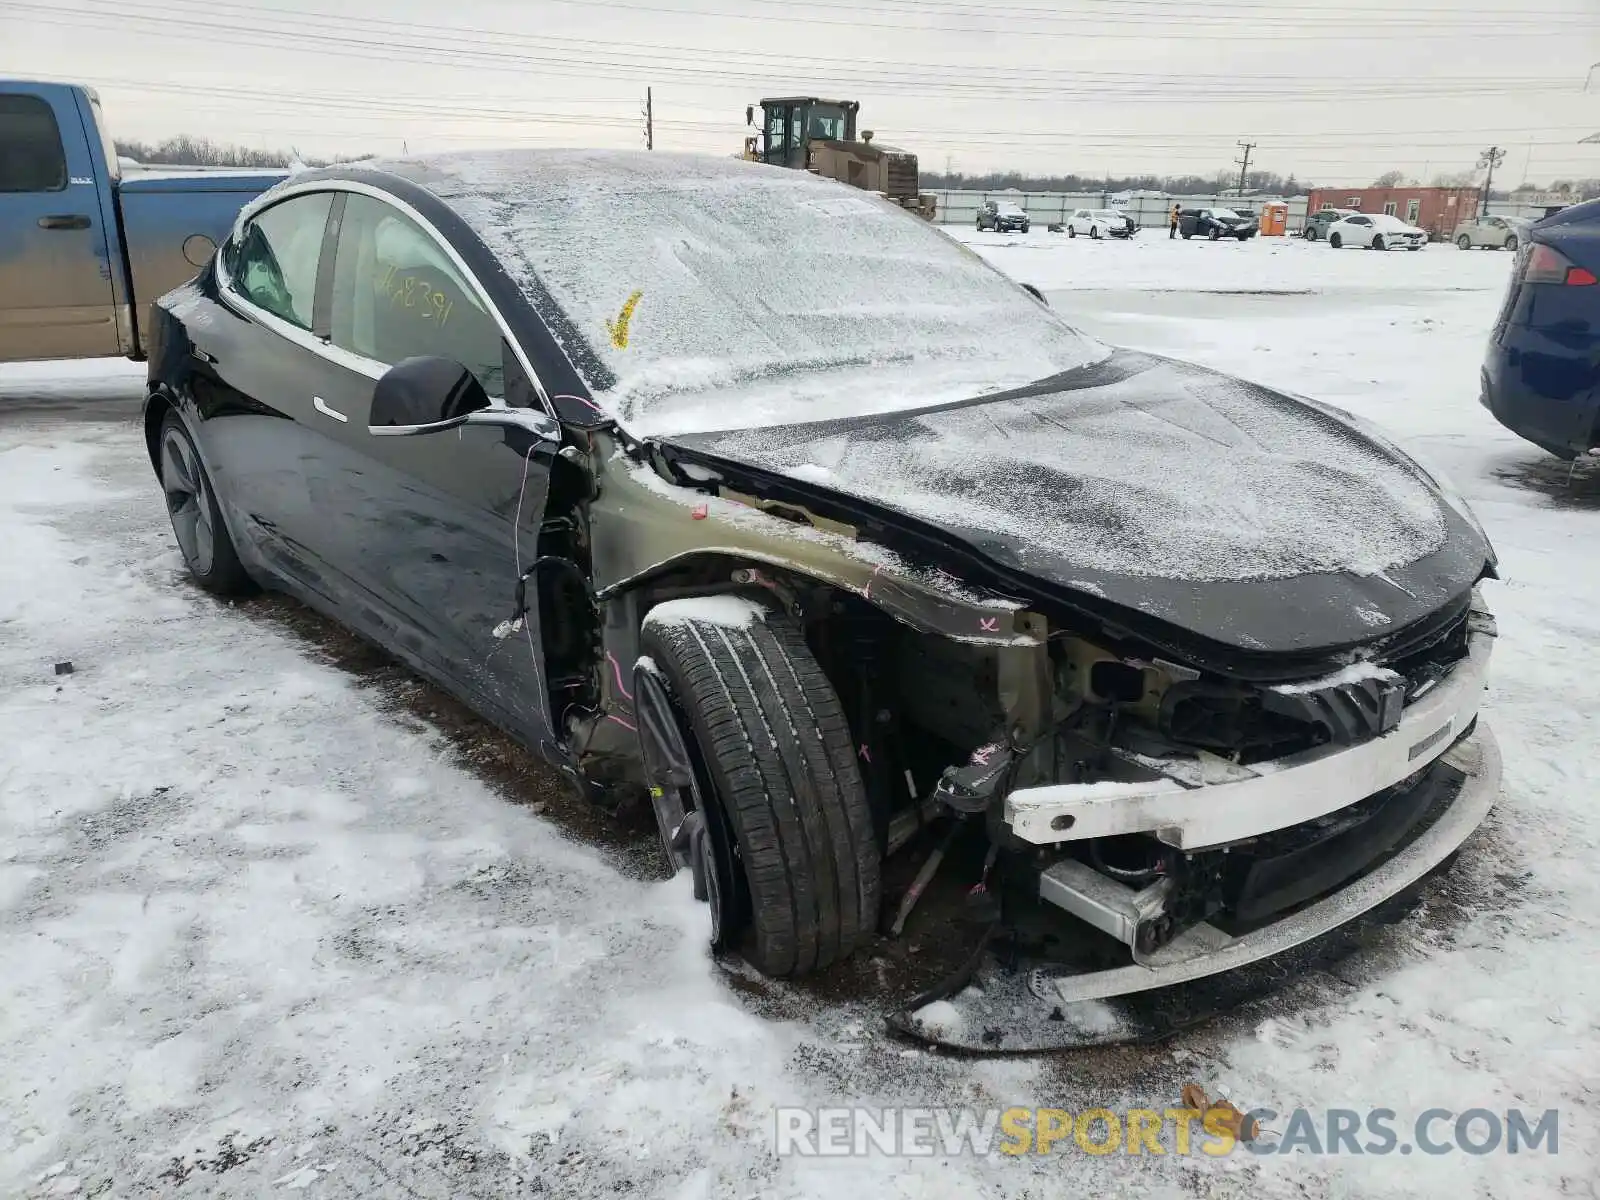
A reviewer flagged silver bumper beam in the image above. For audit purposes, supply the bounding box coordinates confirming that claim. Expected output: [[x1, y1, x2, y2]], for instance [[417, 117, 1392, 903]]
[[1035, 723, 1499, 1005]]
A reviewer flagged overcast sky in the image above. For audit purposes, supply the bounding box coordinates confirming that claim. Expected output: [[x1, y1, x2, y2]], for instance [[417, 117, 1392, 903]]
[[3, 0, 1598, 186]]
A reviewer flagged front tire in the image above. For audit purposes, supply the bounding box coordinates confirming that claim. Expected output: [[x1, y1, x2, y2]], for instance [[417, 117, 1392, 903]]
[[1305, 226, 1320, 241], [1373, 235, 1386, 251], [1329, 232, 1342, 248], [1068, 225, 1076, 237], [637, 605, 880, 977], [158, 412, 252, 595], [1208, 227, 1220, 241], [1506, 235, 1518, 252], [1090, 225, 1100, 239]]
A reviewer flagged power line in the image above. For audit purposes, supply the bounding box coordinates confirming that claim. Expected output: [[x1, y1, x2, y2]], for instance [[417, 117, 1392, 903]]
[[5, 2, 1576, 107]]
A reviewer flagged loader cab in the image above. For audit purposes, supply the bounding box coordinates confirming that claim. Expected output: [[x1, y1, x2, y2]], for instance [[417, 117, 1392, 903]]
[[748, 97, 859, 169]]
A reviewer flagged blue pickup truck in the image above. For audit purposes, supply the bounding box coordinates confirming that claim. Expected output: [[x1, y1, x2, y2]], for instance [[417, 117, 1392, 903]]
[[1, 80, 283, 364]]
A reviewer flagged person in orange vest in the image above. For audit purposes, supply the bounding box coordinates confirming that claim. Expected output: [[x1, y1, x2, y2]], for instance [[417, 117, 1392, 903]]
[[1169, 202, 1181, 239]]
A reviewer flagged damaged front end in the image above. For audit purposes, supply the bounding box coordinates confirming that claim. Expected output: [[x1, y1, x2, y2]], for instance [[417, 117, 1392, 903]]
[[887, 591, 1499, 1050], [585, 431, 1501, 1050]]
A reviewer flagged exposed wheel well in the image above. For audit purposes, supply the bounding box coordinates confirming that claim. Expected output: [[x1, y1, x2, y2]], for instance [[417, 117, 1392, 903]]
[[142, 390, 174, 475]]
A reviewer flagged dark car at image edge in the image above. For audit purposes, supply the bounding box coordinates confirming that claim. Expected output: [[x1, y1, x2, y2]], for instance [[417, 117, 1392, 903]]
[[1480, 197, 1600, 457], [139, 149, 1501, 1051]]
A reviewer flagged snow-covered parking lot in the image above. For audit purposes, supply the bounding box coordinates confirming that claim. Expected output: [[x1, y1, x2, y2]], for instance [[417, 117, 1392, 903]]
[[2, 232, 1596, 1197]]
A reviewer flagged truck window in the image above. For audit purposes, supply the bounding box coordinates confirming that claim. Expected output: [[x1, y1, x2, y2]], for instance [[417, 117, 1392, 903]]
[[227, 192, 334, 330], [328, 194, 505, 398], [0, 94, 68, 193]]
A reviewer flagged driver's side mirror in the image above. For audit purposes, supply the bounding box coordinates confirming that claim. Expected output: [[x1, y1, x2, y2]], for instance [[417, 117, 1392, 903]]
[[369, 356, 490, 435]]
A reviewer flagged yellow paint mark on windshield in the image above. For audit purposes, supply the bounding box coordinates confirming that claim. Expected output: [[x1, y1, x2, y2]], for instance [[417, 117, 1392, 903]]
[[606, 290, 644, 350]]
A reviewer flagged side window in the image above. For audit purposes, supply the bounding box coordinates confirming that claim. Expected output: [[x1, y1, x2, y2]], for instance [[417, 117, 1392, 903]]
[[0, 94, 68, 193], [228, 192, 334, 330], [329, 194, 505, 398]]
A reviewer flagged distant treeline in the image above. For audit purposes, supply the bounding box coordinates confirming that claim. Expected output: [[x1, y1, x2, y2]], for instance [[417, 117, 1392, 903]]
[[925, 166, 1600, 200], [112, 135, 369, 168]]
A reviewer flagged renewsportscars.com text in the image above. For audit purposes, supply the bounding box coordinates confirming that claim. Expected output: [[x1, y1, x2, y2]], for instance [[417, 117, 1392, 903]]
[[773, 1106, 1559, 1158]]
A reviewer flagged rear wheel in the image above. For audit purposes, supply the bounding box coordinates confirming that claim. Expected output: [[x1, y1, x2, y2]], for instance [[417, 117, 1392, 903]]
[[1304, 226, 1320, 241], [158, 412, 252, 595], [635, 604, 880, 977]]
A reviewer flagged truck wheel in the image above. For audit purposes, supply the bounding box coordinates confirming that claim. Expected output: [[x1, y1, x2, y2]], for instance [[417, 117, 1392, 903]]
[[636, 603, 880, 977], [158, 412, 253, 596]]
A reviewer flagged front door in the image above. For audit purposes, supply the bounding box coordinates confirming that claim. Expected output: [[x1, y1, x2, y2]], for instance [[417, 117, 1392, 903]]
[[0, 90, 118, 361], [310, 191, 562, 746]]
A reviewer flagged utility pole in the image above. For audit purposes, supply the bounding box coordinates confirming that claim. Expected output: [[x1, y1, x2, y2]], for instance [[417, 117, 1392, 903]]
[[643, 88, 653, 151], [1478, 145, 1506, 215], [1235, 141, 1256, 197]]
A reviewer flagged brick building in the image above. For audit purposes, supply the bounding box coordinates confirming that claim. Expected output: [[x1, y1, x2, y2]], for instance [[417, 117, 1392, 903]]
[[1303, 186, 1481, 236]]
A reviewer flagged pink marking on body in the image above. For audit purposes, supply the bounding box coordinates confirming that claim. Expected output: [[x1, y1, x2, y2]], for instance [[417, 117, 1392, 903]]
[[606, 714, 638, 732], [862, 563, 884, 600], [971, 746, 993, 766], [858, 744, 871, 763], [691, 503, 709, 520], [553, 392, 608, 417], [606, 652, 634, 701], [979, 616, 1000, 632]]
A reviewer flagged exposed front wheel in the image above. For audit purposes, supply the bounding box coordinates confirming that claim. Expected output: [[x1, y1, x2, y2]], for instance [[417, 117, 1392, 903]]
[[1068, 226, 1076, 237], [635, 603, 881, 977], [1329, 232, 1342, 248], [1457, 235, 1471, 249], [1505, 235, 1518, 252], [1090, 225, 1100, 239], [1208, 227, 1220, 241], [1373, 235, 1386, 251], [159, 411, 253, 595]]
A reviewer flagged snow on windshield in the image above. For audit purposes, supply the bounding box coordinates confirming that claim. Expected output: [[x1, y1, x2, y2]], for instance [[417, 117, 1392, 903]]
[[407, 150, 1103, 435], [1209, 208, 1241, 219], [996, 202, 1025, 215]]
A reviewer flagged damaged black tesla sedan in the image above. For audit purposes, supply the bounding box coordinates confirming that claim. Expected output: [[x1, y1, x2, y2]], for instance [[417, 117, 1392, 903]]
[[142, 150, 1500, 1049]]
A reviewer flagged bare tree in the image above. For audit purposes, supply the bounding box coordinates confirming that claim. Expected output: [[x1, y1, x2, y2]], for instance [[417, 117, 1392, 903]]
[[1372, 169, 1406, 188]]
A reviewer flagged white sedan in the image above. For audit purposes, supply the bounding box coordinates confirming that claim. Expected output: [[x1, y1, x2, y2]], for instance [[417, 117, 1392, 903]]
[[1065, 208, 1132, 239], [1325, 212, 1428, 251]]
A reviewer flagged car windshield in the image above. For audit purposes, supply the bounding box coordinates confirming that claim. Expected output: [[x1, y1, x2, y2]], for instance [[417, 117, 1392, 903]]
[[1093, 210, 1120, 220], [996, 202, 1025, 215], [1210, 208, 1242, 219], [407, 150, 1105, 436], [1371, 214, 1413, 229]]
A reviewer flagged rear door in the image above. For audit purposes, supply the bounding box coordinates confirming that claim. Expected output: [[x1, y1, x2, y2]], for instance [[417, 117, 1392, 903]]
[[197, 189, 344, 586], [309, 190, 563, 743], [0, 89, 119, 360]]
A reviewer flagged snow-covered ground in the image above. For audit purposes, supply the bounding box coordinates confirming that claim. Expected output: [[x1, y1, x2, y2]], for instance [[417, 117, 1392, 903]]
[[2, 233, 1596, 1197]]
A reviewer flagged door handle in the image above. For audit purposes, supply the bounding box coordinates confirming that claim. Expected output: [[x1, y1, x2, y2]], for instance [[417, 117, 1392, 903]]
[[38, 214, 91, 231], [313, 396, 348, 423]]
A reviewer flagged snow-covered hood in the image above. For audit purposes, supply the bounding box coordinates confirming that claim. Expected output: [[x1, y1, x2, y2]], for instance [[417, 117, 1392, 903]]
[[659, 349, 1493, 659]]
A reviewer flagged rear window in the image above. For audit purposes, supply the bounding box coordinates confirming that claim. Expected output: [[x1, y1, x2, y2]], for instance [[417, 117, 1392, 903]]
[[0, 94, 68, 193]]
